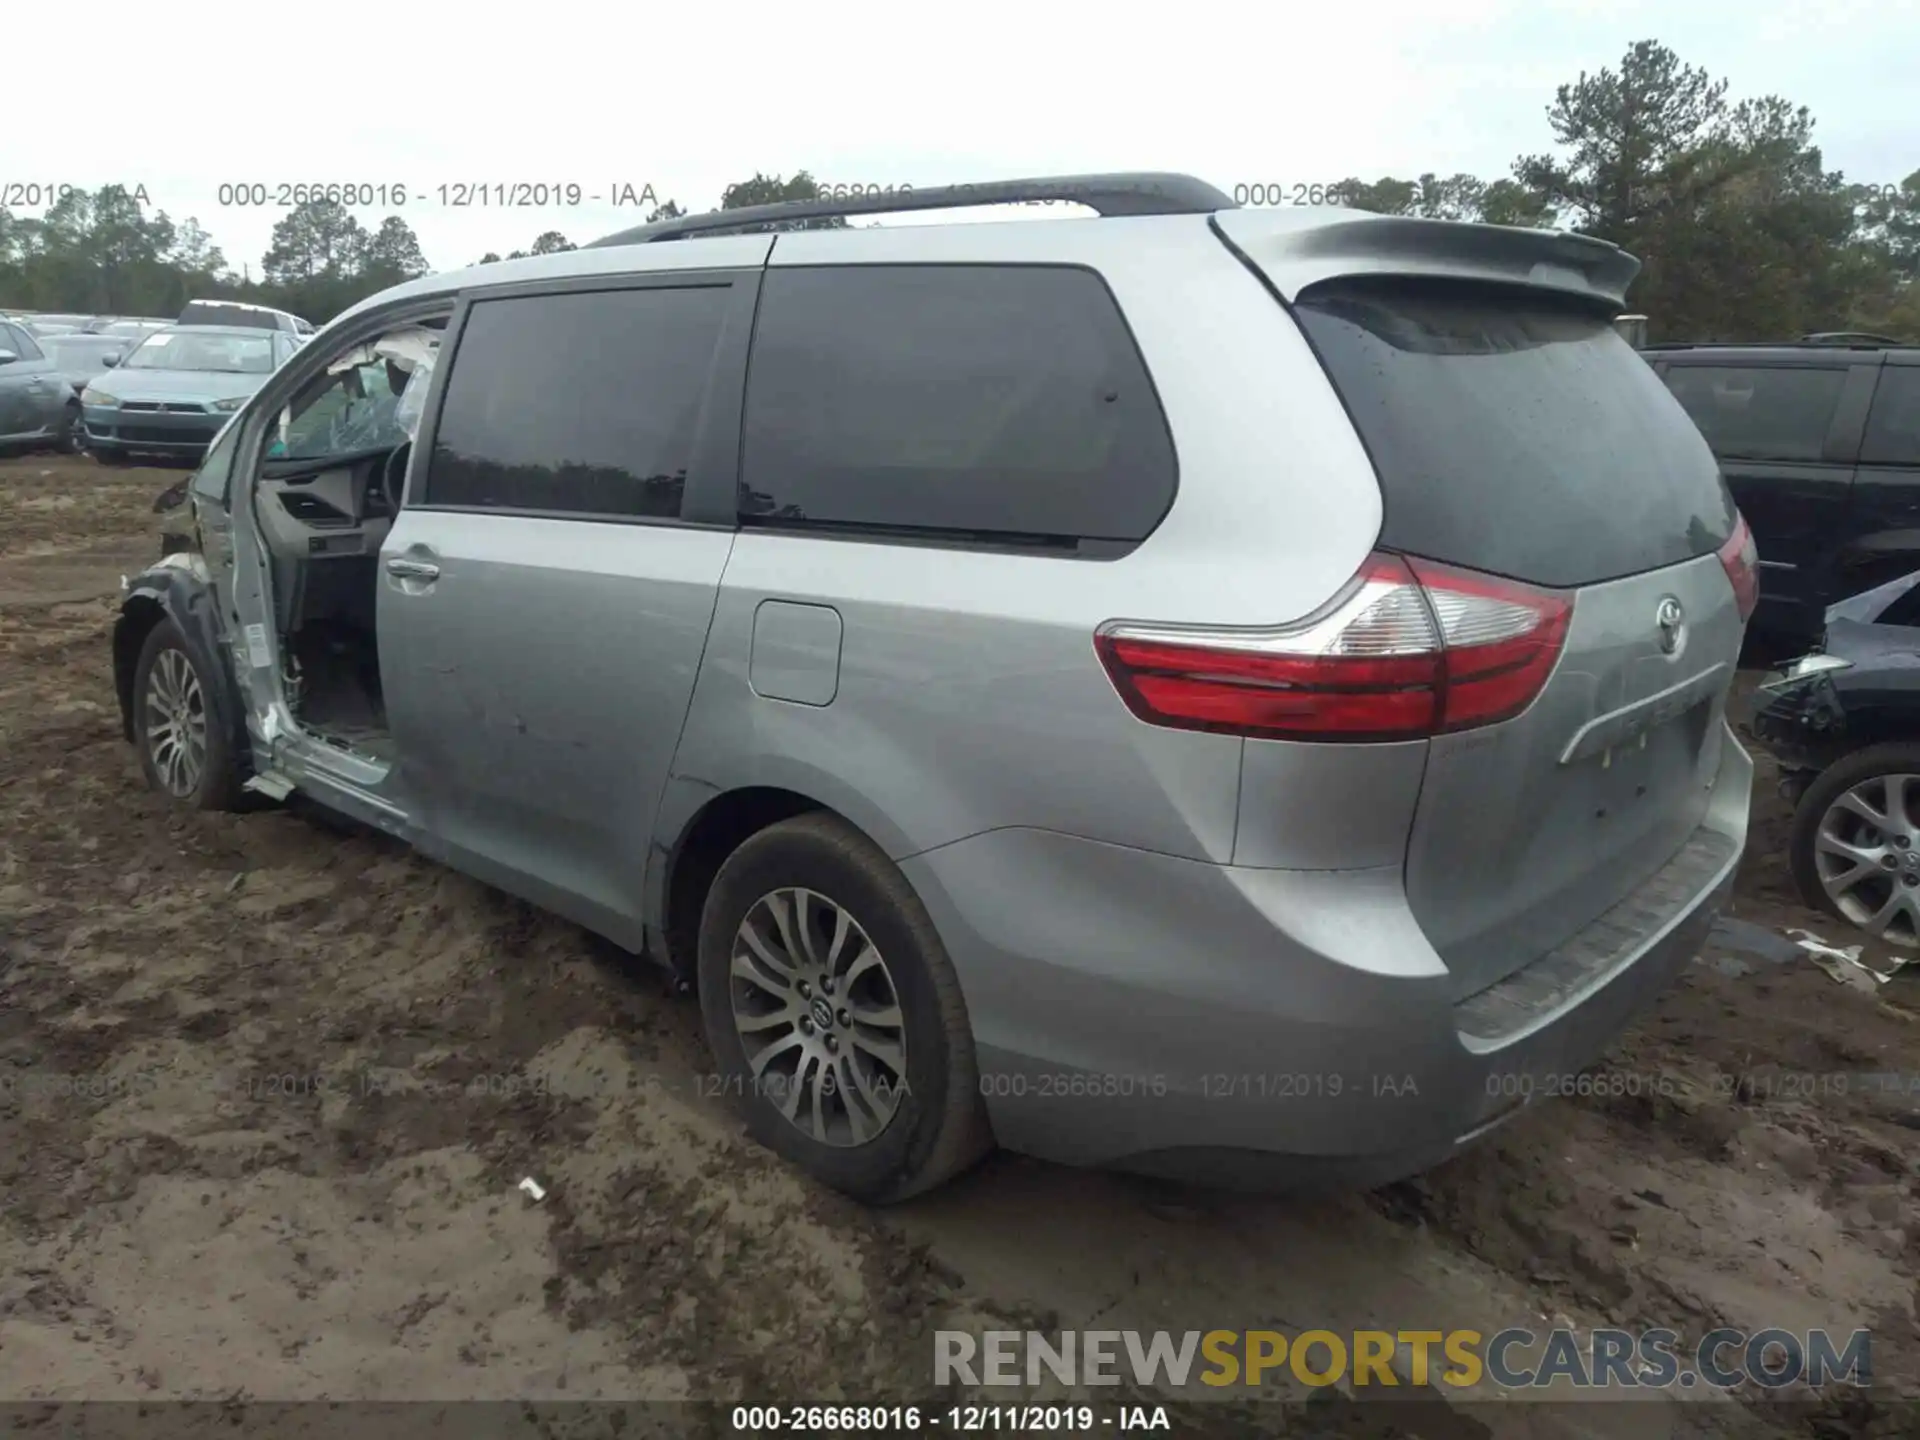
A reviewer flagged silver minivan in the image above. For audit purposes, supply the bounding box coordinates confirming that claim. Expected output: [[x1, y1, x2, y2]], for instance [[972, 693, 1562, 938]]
[[113, 175, 1756, 1202]]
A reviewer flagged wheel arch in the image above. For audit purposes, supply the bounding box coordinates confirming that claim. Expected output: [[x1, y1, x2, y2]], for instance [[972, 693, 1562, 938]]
[[647, 777, 910, 981], [114, 563, 253, 779]]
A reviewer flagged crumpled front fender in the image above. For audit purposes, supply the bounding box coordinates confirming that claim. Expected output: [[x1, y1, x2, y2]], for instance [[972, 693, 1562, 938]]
[[113, 558, 252, 779]]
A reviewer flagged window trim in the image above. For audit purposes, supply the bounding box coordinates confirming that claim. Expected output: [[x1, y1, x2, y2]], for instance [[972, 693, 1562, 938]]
[[190, 418, 243, 509], [733, 260, 1179, 557], [406, 268, 760, 530], [1861, 364, 1920, 468]]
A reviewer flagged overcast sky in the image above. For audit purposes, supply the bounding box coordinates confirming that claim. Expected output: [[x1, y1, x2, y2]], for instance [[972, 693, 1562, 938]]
[[10, 0, 1916, 276]]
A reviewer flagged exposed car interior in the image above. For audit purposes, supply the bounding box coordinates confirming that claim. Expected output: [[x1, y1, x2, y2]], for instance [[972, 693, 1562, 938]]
[[249, 318, 444, 760]]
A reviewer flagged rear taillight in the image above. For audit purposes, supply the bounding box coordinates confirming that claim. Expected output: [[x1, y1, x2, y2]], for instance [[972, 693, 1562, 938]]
[[1718, 512, 1759, 623], [1094, 552, 1572, 743]]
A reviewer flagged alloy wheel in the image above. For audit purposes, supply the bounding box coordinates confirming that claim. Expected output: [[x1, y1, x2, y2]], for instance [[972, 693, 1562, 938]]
[[728, 886, 908, 1146], [1814, 772, 1920, 946], [144, 648, 208, 799]]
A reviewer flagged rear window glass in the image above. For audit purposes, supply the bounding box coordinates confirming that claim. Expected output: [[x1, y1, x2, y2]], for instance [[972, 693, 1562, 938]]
[[1661, 364, 1848, 463], [179, 302, 284, 331], [1294, 278, 1736, 589]]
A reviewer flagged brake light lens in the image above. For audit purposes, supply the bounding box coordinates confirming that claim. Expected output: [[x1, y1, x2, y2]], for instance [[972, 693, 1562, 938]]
[[1094, 551, 1572, 743], [1717, 512, 1759, 623]]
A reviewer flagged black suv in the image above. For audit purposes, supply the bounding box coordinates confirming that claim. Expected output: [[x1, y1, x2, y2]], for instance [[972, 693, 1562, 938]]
[[1646, 337, 1920, 647]]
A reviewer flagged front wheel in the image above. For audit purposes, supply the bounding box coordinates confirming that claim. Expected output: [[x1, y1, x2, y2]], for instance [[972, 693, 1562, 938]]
[[132, 619, 242, 811], [1790, 743, 1920, 947], [696, 813, 991, 1203]]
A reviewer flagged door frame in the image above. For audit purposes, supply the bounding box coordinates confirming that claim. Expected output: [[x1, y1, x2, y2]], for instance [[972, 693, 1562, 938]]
[[215, 291, 463, 837]]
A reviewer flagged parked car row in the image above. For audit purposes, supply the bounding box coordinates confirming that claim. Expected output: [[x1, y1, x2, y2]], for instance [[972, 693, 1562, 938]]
[[0, 299, 310, 459], [111, 175, 1759, 1202], [1, 310, 173, 341]]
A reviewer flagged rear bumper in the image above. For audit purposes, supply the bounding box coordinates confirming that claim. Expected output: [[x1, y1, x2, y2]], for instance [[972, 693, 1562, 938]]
[[901, 722, 1751, 1188]]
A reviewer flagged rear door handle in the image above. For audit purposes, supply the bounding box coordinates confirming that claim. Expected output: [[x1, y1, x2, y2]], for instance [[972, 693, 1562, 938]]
[[385, 557, 440, 580]]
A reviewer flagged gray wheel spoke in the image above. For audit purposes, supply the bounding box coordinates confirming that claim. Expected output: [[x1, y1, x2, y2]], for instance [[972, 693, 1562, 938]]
[[1889, 774, 1913, 827], [151, 654, 181, 710], [1817, 832, 1886, 893], [789, 889, 826, 968], [747, 1032, 802, 1080], [1864, 887, 1909, 937], [851, 1030, 904, 1076], [848, 998, 902, 1029], [837, 1057, 875, 1143], [809, 1057, 830, 1140], [1817, 831, 1885, 867], [842, 945, 882, 993], [1837, 789, 1891, 827], [765, 891, 805, 971], [846, 1054, 895, 1125], [738, 917, 796, 984], [731, 941, 793, 999], [823, 905, 854, 976], [782, 1052, 815, 1122], [733, 1001, 797, 1033]]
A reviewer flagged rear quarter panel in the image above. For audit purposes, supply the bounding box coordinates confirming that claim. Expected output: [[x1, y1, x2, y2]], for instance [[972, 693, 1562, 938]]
[[666, 216, 1388, 865]]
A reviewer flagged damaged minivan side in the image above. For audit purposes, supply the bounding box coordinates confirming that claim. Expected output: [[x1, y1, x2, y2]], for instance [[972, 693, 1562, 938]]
[[112, 177, 1752, 1205]]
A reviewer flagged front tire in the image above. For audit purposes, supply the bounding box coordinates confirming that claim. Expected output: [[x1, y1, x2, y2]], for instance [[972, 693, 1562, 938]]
[[1790, 743, 1920, 947], [132, 619, 242, 811], [697, 813, 991, 1203]]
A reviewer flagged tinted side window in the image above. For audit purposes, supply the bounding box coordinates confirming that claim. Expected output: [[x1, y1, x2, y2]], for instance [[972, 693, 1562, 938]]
[[1660, 364, 1848, 462], [1862, 368, 1920, 467], [740, 265, 1176, 543], [422, 285, 729, 519], [7, 325, 46, 361]]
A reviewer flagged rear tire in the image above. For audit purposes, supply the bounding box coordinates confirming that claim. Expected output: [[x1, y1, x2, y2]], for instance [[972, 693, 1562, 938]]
[[1790, 743, 1920, 947], [132, 619, 243, 812], [696, 813, 991, 1203], [57, 403, 82, 454]]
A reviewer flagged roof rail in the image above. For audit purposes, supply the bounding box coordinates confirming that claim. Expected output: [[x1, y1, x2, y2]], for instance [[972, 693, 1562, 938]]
[[1800, 331, 1907, 346], [587, 173, 1239, 247], [1643, 336, 1917, 352]]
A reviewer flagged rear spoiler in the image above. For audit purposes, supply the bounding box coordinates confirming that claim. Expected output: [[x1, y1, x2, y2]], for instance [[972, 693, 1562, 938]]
[[1212, 209, 1640, 310]]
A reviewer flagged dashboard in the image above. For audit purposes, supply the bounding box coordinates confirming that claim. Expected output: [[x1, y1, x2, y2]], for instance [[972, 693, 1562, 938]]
[[256, 443, 408, 561]]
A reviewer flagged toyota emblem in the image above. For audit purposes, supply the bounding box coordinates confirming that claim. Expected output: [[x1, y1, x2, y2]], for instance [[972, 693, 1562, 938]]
[[1656, 597, 1685, 655]]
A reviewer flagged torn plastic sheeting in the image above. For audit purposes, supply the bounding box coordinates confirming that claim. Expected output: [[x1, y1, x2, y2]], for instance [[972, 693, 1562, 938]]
[[1786, 928, 1917, 986], [1785, 928, 1864, 966], [1805, 948, 1883, 994]]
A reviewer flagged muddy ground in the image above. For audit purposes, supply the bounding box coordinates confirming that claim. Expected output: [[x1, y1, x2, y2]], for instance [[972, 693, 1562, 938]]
[[2, 453, 1918, 1439]]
